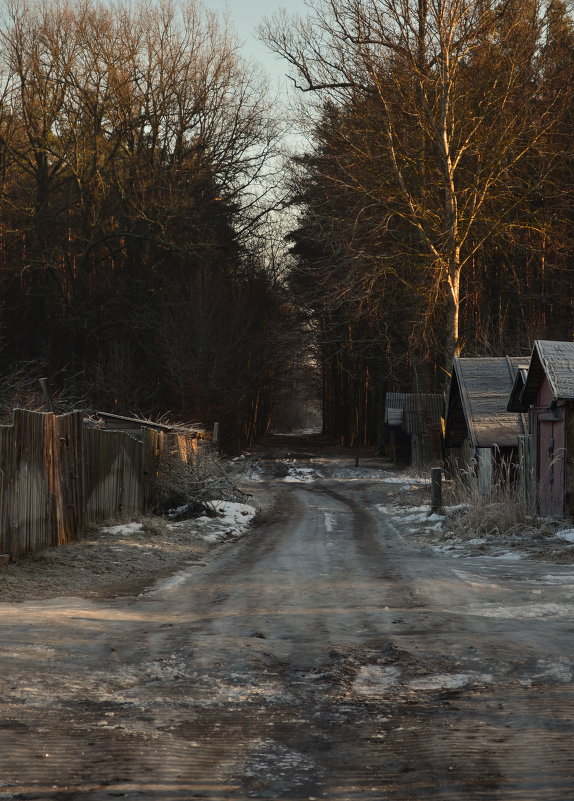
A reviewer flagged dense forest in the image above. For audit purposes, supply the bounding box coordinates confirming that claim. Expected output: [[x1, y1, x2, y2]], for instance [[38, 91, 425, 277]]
[[0, 0, 297, 451], [2, 0, 574, 450], [263, 0, 574, 445]]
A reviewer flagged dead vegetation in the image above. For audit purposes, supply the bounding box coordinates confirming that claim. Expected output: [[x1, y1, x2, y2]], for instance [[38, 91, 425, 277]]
[[409, 468, 574, 563], [0, 516, 210, 603], [151, 442, 251, 518]]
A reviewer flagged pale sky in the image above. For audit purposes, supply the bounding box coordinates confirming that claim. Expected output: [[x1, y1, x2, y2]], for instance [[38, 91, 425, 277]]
[[203, 0, 310, 89]]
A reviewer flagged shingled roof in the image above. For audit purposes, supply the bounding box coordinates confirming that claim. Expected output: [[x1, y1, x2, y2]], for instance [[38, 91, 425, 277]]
[[445, 356, 530, 449], [384, 392, 444, 434], [514, 340, 574, 409]]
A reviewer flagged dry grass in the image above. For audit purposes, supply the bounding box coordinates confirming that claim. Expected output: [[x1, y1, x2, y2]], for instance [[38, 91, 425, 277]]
[[0, 513, 210, 602], [442, 460, 538, 539], [429, 464, 574, 562], [151, 442, 248, 516]]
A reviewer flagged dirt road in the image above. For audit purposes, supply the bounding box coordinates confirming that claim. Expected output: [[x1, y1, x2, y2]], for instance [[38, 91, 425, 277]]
[[1, 440, 574, 799]]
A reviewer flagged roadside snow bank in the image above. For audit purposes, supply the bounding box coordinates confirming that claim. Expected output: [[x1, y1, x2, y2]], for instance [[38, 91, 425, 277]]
[[100, 522, 144, 537], [377, 496, 574, 565], [555, 529, 574, 543], [283, 466, 320, 483], [172, 500, 257, 544], [380, 473, 429, 487]]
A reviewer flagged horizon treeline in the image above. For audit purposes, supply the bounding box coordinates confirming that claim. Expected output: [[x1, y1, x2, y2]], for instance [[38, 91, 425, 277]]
[[0, 0, 295, 451], [263, 0, 574, 446]]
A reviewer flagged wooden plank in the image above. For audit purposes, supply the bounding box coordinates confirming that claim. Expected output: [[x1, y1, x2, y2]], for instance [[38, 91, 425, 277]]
[[565, 411, 574, 517], [84, 427, 146, 522], [12, 409, 51, 558], [53, 411, 84, 544], [0, 424, 15, 555], [477, 448, 493, 498]]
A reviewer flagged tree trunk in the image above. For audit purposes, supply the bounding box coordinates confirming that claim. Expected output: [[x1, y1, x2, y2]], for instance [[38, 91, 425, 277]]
[[445, 264, 461, 372]]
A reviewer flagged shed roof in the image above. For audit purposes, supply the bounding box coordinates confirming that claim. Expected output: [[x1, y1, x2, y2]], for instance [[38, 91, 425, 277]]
[[385, 392, 444, 434], [384, 392, 405, 427], [403, 394, 444, 436], [517, 340, 574, 408], [445, 356, 529, 449]]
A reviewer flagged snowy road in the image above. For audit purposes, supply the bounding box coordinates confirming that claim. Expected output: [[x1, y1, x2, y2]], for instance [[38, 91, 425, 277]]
[[1, 443, 574, 798]]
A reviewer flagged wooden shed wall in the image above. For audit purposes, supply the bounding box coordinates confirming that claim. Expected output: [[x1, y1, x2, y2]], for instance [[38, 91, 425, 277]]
[[535, 377, 567, 517]]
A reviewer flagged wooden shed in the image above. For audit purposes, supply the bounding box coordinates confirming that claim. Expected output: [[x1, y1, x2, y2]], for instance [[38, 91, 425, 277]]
[[444, 356, 530, 496], [385, 392, 444, 468], [507, 340, 574, 518]]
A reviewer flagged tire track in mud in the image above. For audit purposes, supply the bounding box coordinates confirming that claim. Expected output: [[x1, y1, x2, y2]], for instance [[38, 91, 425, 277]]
[[2, 468, 574, 799]]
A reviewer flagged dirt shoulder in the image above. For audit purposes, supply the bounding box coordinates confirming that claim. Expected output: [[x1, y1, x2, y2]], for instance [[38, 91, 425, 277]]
[[0, 516, 216, 603]]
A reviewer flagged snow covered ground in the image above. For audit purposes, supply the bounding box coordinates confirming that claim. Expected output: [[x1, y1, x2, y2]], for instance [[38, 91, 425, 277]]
[[169, 500, 257, 544], [376, 500, 574, 565]]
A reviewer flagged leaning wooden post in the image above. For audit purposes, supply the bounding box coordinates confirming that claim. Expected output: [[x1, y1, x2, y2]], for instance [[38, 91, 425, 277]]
[[212, 422, 220, 446], [430, 467, 443, 514]]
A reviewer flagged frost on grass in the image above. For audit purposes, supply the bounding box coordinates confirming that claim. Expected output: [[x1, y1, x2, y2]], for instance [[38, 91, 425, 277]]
[[282, 465, 320, 483], [377, 490, 574, 564], [100, 522, 144, 537], [380, 472, 430, 488], [177, 500, 257, 544], [0, 501, 255, 603]]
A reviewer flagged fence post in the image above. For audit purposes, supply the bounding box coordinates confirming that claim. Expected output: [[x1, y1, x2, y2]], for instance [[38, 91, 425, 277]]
[[39, 377, 55, 413], [430, 467, 442, 514]]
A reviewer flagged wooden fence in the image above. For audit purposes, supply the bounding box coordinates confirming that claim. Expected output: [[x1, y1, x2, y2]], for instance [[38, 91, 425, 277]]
[[0, 409, 198, 560], [83, 427, 161, 523]]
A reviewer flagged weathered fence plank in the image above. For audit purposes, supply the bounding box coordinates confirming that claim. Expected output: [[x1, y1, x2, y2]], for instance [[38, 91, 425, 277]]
[[13, 409, 51, 558], [83, 427, 146, 523], [0, 424, 15, 556], [0, 409, 197, 559]]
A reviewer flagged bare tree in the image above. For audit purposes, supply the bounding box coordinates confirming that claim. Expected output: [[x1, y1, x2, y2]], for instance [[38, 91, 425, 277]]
[[261, 0, 567, 368], [0, 0, 291, 449]]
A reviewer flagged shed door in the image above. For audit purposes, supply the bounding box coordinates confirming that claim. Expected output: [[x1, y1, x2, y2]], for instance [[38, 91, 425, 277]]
[[538, 419, 565, 518]]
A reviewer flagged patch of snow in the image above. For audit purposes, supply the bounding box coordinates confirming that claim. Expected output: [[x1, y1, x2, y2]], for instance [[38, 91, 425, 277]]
[[555, 529, 574, 543], [540, 574, 574, 584], [401, 512, 429, 523], [378, 505, 444, 533], [100, 522, 144, 537], [192, 500, 257, 543], [494, 551, 527, 561], [380, 473, 429, 486], [533, 660, 573, 683], [408, 673, 493, 691], [210, 500, 256, 524], [328, 467, 386, 480], [473, 602, 571, 619], [246, 463, 265, 481], [283, 466, 320, 483], [352, 665, 402, 696]]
